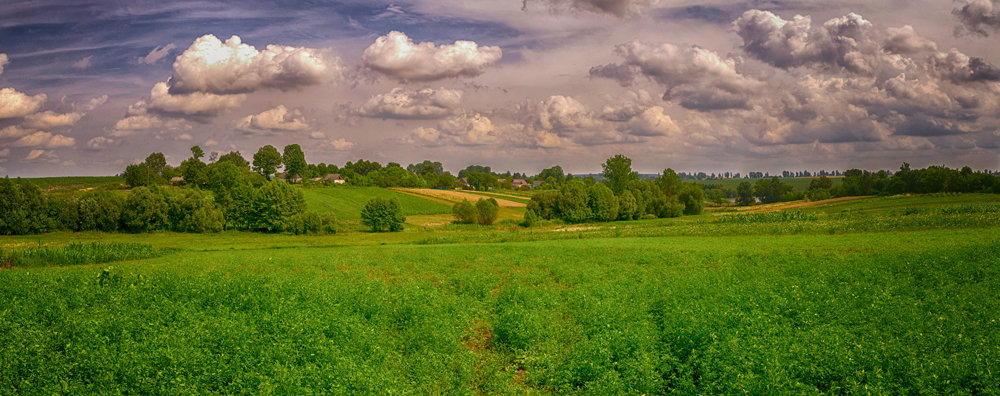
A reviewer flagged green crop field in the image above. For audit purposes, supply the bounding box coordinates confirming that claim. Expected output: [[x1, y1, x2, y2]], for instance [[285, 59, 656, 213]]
[[1, 193, 998, 393], [21, 176, 125, 192], [301, 186, 453, 220]]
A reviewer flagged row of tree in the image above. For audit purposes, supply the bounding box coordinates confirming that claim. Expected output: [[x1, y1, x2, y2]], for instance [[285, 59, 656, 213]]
[[0, 176, 335, 236], [525, 155, 705, 224]]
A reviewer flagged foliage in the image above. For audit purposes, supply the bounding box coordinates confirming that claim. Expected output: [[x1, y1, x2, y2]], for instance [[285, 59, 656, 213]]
[[180, 157, 208, 186], [123, 163, 154, 188], [557, 180, 593, 223], [122, 186, 169, 232], [249, 180, 307, 232], [0, 177, 49, 235], [521, 209, 539, 227], [361, 197, 406, 232], [282, 144, 307, 179], [537, 165, 566, 186], [587, 183, 619, 222], [282, 211, 337, 235], [61, 192, 124, 232], [252, 145, 283, 179], [527, 190, 560, 220], [166, 189, 224, 233], [617, 190, 638, 220], [475, 198, 500, 225], [144, 152, 167, 176], [217, 151, 250, 171], [678, 182, 705, 215], [601, 154, 639, 195], [754, 177, 793, 204], [452, 199, 477, 224], [736, 181, 754, 206]]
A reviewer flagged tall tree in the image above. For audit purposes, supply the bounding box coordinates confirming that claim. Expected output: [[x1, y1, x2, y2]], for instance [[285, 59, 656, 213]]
[[145, 152, 167, 176], [252, 145, 282, 179], [282, 144, 307, 177], [602, 154, 639, 195], [736, 181, 754, 206], [217, 151, 250, 171], [536, 165, 565, 185], [190, 145, 205, 160]]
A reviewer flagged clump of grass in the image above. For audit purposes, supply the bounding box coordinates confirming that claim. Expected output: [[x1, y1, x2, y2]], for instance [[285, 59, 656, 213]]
[[715, 211, 818, 224], [0, 242, 170, 268]]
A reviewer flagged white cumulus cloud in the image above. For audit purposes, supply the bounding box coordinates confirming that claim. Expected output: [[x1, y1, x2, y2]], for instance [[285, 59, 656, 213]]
[[237, 105, 311, 132], [169, 34, 334, 94], [360, 87, 462, 119], [14, 131, 75, 148], [328, 138, 355, 150], [363, 31, 502, 82], [0, 88, 46, 119], [23, 111, 83, 129], [147, 81, 246, 116], [0, 53, 7, 75]]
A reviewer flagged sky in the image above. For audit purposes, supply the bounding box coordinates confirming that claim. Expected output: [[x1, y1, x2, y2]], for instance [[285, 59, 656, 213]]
[[1, 0, 999, 177]]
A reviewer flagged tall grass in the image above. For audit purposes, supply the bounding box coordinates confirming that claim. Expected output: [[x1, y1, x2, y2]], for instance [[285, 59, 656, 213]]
[[0, 242, 168, 268]]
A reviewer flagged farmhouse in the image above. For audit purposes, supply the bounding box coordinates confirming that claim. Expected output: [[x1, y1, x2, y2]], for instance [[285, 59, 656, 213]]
[[512, 179, 530, 188], [322, 174, 346, 184], [169, 176, 185, 186]]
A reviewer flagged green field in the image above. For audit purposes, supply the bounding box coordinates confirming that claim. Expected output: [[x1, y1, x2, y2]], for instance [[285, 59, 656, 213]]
[[1, 194, 998, 393], [301, 186, 453, 220], [697, 176, 843, 191]]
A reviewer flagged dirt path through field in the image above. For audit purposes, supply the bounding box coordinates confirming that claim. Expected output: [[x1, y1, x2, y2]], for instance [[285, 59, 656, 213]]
[[746, 196, 872, 212], [393, 188, 527, 208]]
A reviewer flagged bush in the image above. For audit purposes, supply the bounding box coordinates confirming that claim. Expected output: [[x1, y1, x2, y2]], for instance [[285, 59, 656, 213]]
[[0, 177, 49, 235], [587, 184, 619, 222], [122, 187, 169, 232], [527, 190, 560, 220], [250, 180, 306, 232], [556, 180, 592, 223], [282, 211, 337, 235], [452, 199, 476, 224], [617, 190, 638, 220], [361, 198, 406, 232], [475, 198, 500, 225], [166, 189, 224, 233], [521, 210, 539, 228], [678, 183, 705, 215]]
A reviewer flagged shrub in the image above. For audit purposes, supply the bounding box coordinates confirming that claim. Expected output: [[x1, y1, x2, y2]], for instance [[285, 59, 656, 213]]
[[678, 183, 705, 215], [166, 189, 224, 233], [587, 184, 619, 222], [527, 190, 560, 220], [122, 187, 168, 232], [556, 180, 592, 223], [283, 211, 337, 235], [250, 180, 306, 232], [78, 192, 124, 232], [617, 190, 638, 220], [361, 198, 406, 232], [475, 198, 500, 225], [0, 177, 49, 235], [452, 199, 477, 224], [521, 210, 539, 228]]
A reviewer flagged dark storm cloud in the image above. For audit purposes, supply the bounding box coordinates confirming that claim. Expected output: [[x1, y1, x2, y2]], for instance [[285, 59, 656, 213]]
[[953, 0, 1000, 36], [522, 0, 654, 17]]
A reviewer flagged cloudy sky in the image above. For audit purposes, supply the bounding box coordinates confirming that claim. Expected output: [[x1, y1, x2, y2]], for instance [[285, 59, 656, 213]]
[[1, 0, 999, 176]]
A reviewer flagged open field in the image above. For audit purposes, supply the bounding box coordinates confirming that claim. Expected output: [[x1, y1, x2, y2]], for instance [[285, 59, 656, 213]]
[[1, 193, 998, 393], [393, 188, 528, 208], [301, 186, 452, 220]]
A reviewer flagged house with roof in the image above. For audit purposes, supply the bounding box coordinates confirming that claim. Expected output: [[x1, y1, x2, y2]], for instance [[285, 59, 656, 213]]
[[169, 176, 185, 186], [512, 179, 530, 188], [322, 174, 346, 184]]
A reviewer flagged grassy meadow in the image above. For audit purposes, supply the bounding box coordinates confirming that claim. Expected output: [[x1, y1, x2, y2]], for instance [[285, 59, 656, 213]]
[[1, 183, 998, 393]]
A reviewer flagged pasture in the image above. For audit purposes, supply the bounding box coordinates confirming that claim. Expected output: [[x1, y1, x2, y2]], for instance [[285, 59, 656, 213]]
[[1, 192, 998, 393]]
